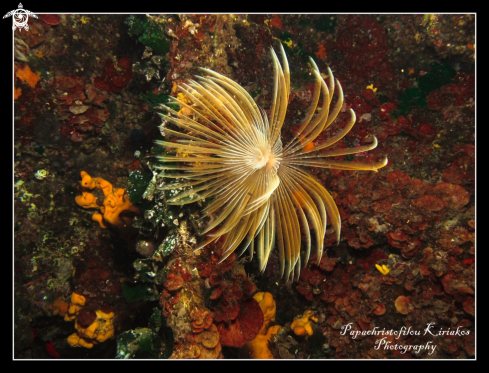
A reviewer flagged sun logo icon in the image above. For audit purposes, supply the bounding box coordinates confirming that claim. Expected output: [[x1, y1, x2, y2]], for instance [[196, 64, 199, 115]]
[[3, 3, 38, 32]]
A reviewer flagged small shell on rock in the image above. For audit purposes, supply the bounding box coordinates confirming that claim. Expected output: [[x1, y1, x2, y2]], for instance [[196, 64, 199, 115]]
[[69, 105, 90, 115]]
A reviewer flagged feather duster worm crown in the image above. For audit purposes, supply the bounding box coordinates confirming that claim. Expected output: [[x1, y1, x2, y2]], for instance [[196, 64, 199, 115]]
[[156, 45, 387, 281]]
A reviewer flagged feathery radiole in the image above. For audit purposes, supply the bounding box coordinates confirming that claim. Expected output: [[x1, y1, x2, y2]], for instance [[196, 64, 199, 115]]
[[156, 44, 387, 281]]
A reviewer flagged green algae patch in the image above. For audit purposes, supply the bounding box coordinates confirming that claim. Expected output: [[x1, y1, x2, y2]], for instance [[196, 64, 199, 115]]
[[140, 91, 174, 111], [393, 62, 457, 116], [125, 15, 170, 56], [128, 170, 153, 204], [418, 61, 457, 95], [314, 15, 337, 33], [122, 282, 148, 303]]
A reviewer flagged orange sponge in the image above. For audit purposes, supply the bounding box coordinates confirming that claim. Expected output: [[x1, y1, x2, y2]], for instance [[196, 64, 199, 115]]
[[67, 333, 94, 348], [75, 171, 139, 229], [254, 292, 276, 333], [67, 309, 116, 348], [64, 292, 86, 321], [14, 87, 22, 100], [291, 310, 318, 336], [244, 292, 281, 359], [48, 297, 69, 317], [16, 65, 40, 88]]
